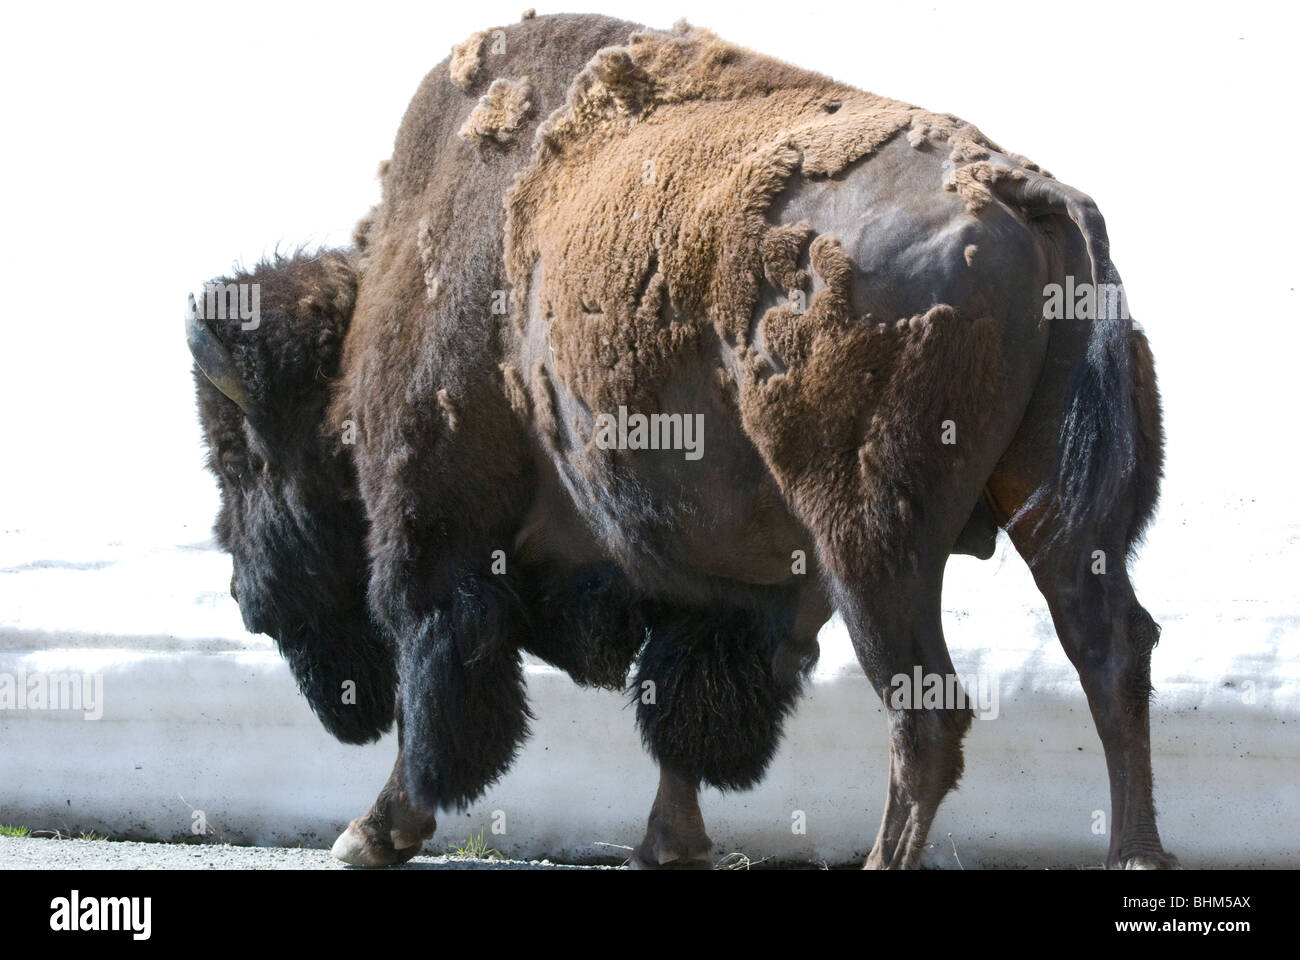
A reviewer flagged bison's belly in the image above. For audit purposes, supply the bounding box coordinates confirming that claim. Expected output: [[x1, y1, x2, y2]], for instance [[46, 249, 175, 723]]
[[511, 342, 817, 598]]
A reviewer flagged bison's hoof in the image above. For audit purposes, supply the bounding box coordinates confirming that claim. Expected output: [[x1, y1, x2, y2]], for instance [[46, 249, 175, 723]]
[[331, 819, 426, 868], [1121, 851, 1181, 870], [628, 849, 713, 870], [629, 834, 713, 870]]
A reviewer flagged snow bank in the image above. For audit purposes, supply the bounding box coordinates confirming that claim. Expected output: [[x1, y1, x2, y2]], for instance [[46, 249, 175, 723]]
[[1, 522, 1294, 867]]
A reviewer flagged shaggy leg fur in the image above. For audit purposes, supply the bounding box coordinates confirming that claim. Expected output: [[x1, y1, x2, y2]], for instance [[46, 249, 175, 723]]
[[630, 767, 713, 869], [382, 575, 533, 813], [374, 553, 650, 823], [832, 568, 972, 869], [633, 602, 813, 793], [514, 562, 649, 690], [332, 749, 437, 867]]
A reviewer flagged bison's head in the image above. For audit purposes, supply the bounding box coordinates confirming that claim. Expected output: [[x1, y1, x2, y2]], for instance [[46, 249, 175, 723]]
[[188, 249, 395, 744]]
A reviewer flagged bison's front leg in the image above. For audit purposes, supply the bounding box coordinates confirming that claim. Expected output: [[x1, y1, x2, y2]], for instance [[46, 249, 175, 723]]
[[331, 573, 532, 867], [391, 576, 532, 813], [332, 749, 437, 867], [631, 767, 713, 869], [631, 601, 817, 868]]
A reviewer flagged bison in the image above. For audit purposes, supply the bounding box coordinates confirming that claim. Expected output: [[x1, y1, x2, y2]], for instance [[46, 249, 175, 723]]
[[188, 12, 1175, 869]]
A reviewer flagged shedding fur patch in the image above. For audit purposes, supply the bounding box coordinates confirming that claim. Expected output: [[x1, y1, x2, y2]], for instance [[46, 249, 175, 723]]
[[943, 158, 1034, 212], [738, 235, 1007, 576], [500, 363, 531, 420], [530, 361, 560, 449], [449, 30, 489, 90], [436, 388, 459, 431], [416, 216, 440, 300], [505, 25, 1015, 412], [761, 220, 814, 293], [458, 76, 535, 143], [352, 205, 377, 253]]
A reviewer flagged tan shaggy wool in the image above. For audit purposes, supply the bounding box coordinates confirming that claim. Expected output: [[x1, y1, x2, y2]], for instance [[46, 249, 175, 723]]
[[449, 30, 489, 90], [459, 77, 535, 143], [505, 25, 1015, 406]]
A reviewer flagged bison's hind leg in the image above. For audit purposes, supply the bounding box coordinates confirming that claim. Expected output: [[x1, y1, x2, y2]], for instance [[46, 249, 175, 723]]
[[991, 488, 1178, 869], [987, 324, 1177, 869], [826, 561, 972, 870], [1009, 530, 1176, 868]]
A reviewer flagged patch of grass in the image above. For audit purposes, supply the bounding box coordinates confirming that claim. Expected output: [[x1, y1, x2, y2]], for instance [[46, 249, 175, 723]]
[[592, 841, 635, 867], [29, 828, 112, 842], [447, 831, 501, 860], [715, 851, 771, 870], [0, 825, 31, 838]]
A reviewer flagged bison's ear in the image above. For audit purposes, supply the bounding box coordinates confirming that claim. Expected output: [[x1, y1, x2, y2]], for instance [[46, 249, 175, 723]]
[[188, 249, 358, 436]]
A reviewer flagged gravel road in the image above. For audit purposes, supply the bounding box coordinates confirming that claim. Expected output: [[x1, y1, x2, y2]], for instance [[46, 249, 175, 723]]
[[0, 836, 616, 870]]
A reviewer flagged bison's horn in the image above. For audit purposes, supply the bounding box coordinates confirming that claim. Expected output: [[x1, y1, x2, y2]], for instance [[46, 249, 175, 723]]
[[186, 309, 254, 417]]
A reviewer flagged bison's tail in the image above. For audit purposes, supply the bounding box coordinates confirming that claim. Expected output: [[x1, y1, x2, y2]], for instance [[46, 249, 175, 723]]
[[993, 173, 1157, 560]]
